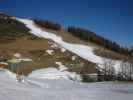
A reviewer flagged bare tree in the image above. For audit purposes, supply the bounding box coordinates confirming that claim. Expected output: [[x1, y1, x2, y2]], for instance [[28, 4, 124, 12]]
[[102, 59, 115, 81], [128, 62, 133, 80], [119, 60, 133, 81]]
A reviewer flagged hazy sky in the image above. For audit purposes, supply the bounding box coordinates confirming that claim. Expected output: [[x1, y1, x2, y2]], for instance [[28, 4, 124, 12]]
[[0, 0, 132, 46]]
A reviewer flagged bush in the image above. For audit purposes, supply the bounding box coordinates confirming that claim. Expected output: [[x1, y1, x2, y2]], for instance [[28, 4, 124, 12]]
[[81, 74, 97, 82]]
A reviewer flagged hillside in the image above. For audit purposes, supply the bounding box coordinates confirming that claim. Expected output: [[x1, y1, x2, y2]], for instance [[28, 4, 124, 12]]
[[0, 13, 97, 81], [0, 13, 133, 82], [33, 19, 130, 60], [0, 13, 32, 43]]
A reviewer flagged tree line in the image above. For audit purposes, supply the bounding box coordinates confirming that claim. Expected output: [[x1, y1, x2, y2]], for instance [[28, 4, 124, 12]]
[[33, 19, 61, 30]]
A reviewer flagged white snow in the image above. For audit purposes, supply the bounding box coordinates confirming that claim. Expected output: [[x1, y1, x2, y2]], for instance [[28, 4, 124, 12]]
[[60, 47, 66, 52], [0, 68, 16, 79], [46, 49, 54, 55], [14, 53, 21, 58], [18, 58, 32, 62], [28, 66, 81, 81], [51, 43, 58, 48], [0, 69, 133, 100], [0, 62, 8, 65], [88, 73, 98, 76], [55, 62, 68, 71], [72, 56, 76, 61]]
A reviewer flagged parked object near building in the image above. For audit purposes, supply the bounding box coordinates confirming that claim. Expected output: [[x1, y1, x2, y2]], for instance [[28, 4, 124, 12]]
[[7, 53, 32, 75], [7, 58, 20, 72], [0, 62, 8, 68]]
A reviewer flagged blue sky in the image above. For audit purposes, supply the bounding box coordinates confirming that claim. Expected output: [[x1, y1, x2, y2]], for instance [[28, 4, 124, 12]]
[[0, 0, 133, 46]]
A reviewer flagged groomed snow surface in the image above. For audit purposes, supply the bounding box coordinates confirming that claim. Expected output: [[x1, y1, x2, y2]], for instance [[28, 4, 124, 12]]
[[0, 69, 133, 100]]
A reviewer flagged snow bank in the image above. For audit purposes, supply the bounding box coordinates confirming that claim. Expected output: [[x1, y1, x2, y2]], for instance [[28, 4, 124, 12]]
[[0, 67, 133, 100], [28, 61, 81, 81], [0, 71, 133, 100], [28, 67, 82, 81], [0, 68, 16, 79]]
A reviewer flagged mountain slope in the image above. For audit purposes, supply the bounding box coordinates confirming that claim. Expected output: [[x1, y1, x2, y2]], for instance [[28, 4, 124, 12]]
[[1, 13, 133, 100], [17, 18, 103, 64], [0, 14, 97, 81], [0, 13, 132, 82], [16, 18, 124, 72]]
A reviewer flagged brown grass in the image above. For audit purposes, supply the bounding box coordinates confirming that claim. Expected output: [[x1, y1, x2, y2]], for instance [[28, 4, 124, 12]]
[[94, 48, 128, 60], [0, 36, 96, 76]]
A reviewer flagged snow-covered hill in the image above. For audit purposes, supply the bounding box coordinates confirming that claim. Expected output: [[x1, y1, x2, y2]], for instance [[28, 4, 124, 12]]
[[16, 18, 122, 72], [0, 14, 133, 100]]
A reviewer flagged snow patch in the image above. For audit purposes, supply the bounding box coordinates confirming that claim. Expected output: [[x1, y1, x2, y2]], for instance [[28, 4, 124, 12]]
[[28, 66, 82, 81], [55, 62, 68, 71], [51, 43, 58, 48], [14, 53, 21, 58], [72, 56, 76, 61], [60, 48, 66, 53], [46, 49, 54, 55], [18, 58, 32, 62]]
